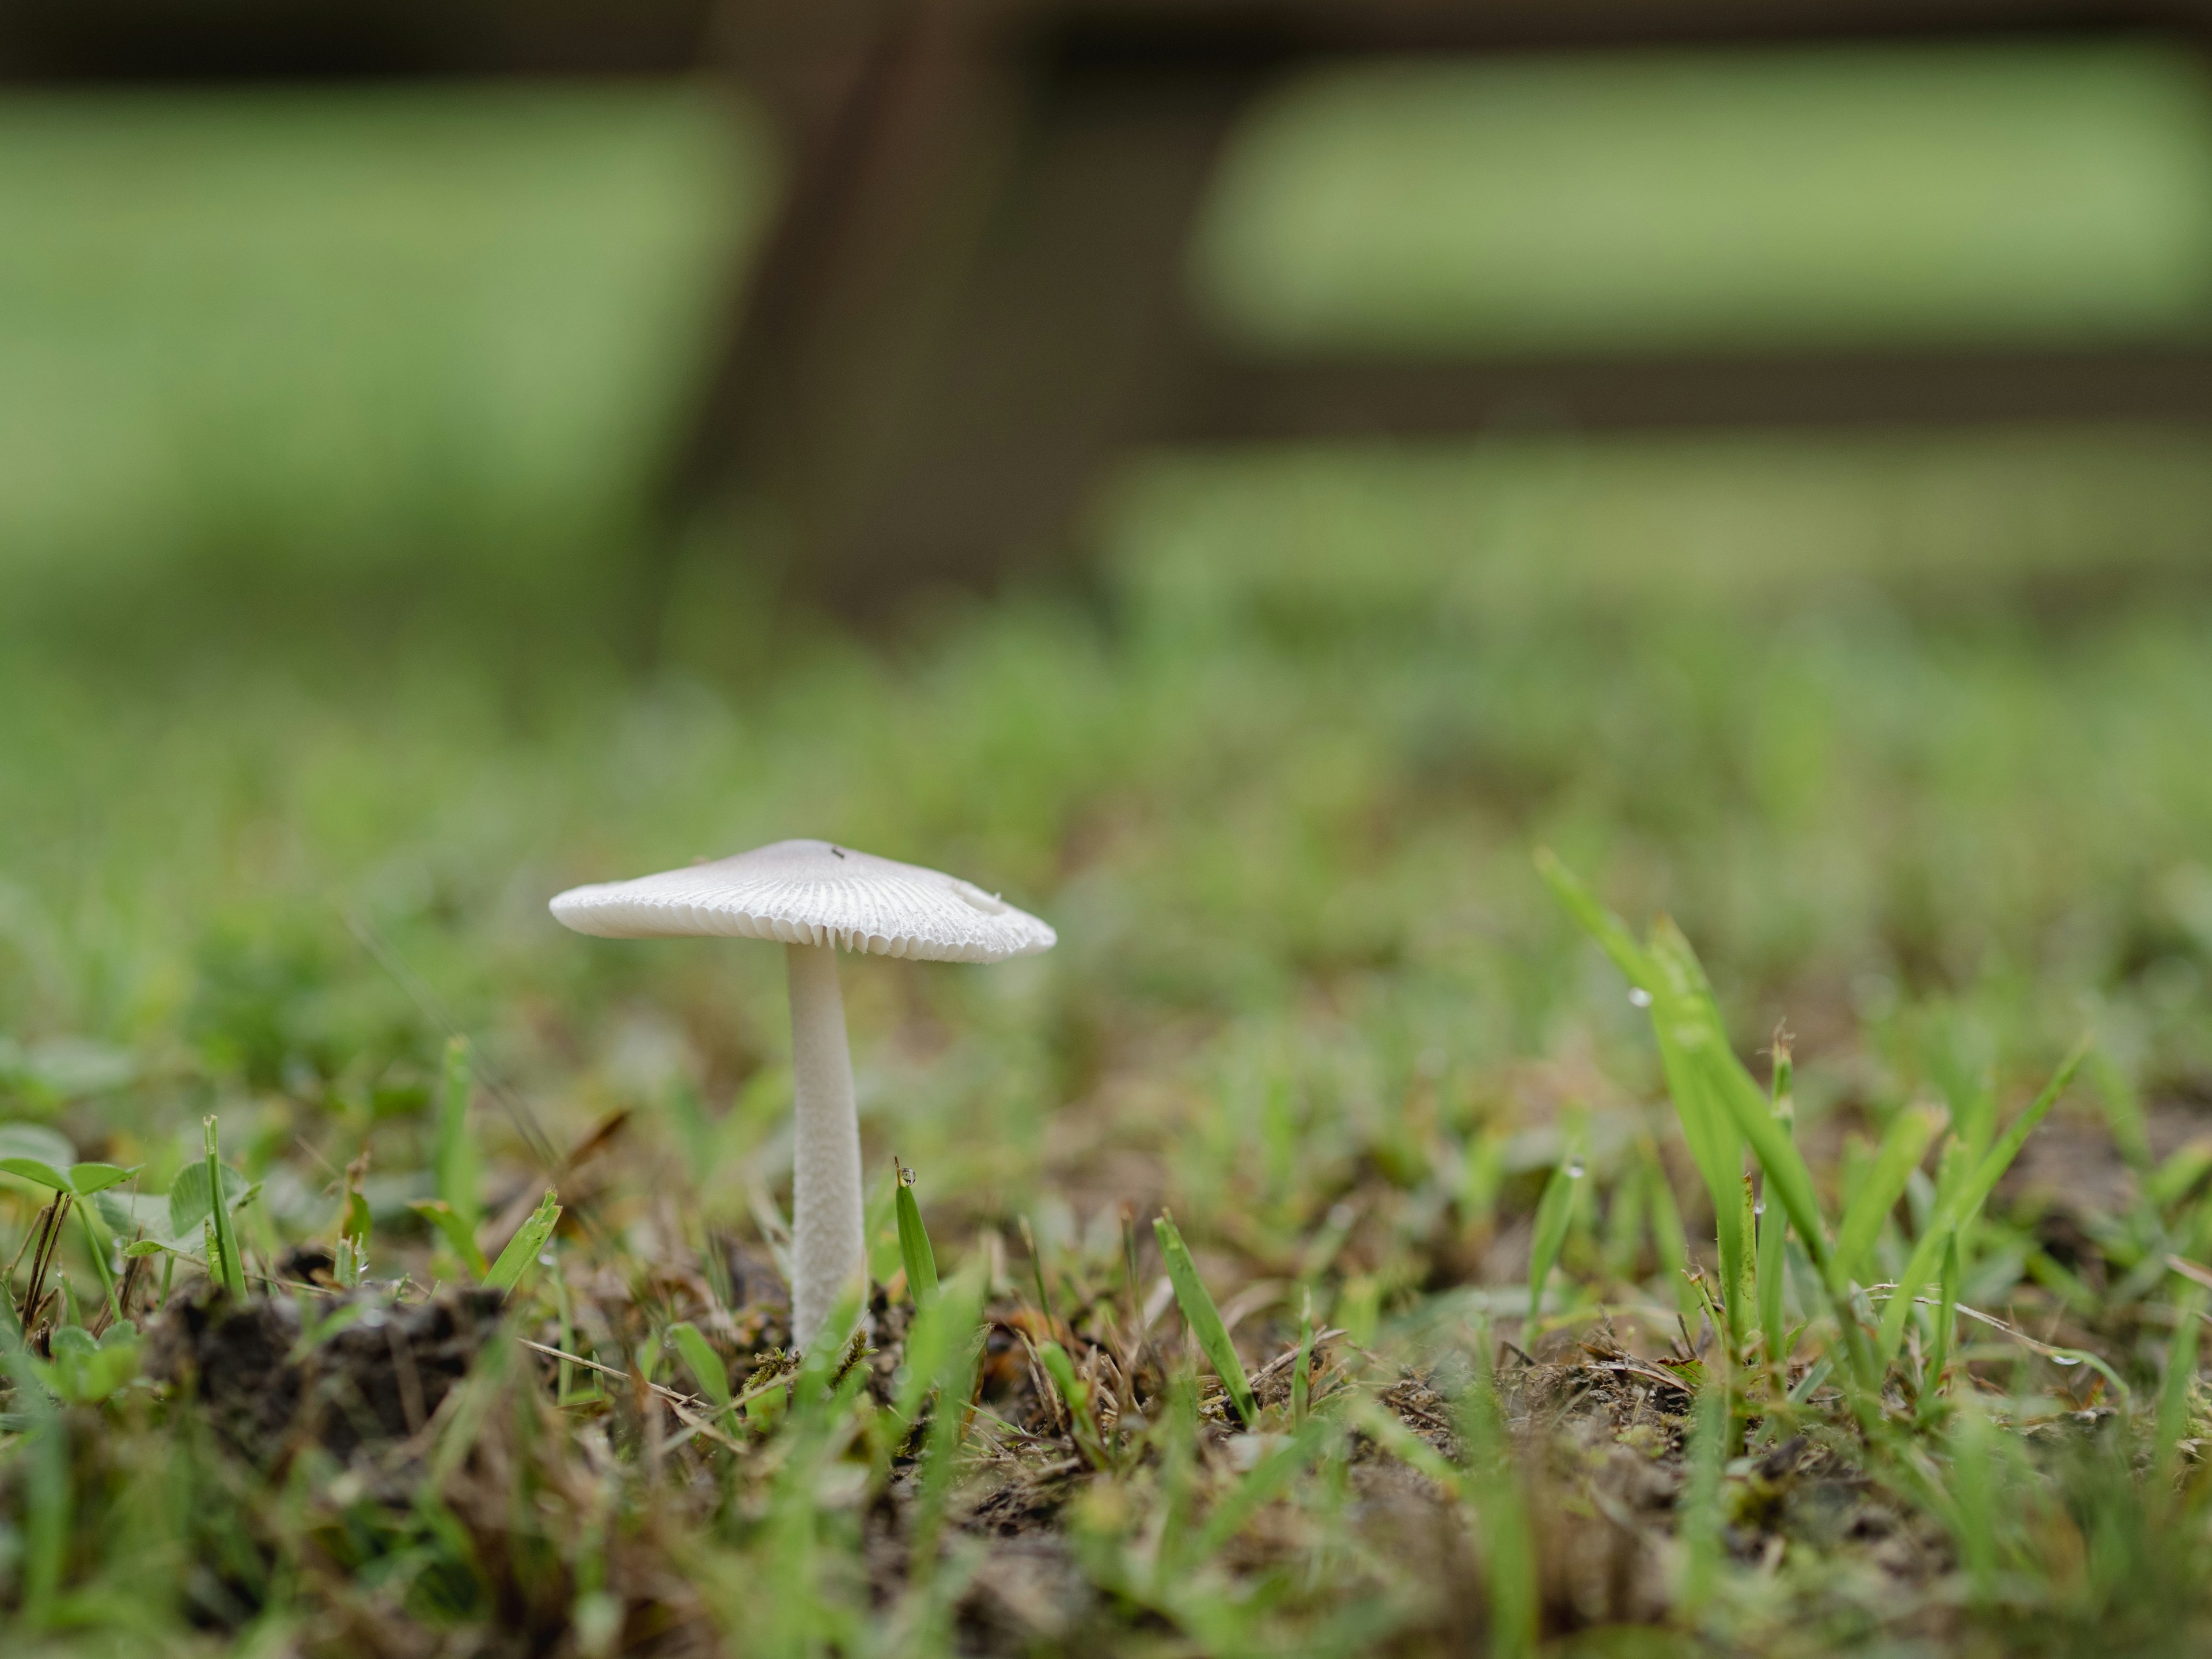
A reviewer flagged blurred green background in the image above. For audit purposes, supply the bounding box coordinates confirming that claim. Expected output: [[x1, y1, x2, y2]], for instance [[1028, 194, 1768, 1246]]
[[4, 46, 2212, 1290]]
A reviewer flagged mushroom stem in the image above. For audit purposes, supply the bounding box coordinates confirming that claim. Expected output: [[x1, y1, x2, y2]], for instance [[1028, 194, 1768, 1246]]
[[786, 942, 865, 1350]]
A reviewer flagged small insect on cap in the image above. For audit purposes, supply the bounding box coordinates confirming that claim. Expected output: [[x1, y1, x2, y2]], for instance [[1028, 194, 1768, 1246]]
[[548, 839, 1056, 964]]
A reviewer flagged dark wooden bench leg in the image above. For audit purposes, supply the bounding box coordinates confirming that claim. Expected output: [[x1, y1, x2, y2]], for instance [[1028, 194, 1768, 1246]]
[[671, 26, 1256, 612]]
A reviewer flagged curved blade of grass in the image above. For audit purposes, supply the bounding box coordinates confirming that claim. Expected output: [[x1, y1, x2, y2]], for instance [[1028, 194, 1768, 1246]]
[[1648, 921, 1833, 1278], [1877, 1037, 2090, 1362], [409, 1199, 490, 1278], [1835, 1107, 1942, 1285], [1535, 848, 1657, 990], [486, 1190, 562, 1294], [667, 1320, 736, 1435], [666, 1321, 730, 1406], [437, 1036, 483, 1234], [1154, 1212, 1258, 1427], [1539, 857, 1750, 1337]]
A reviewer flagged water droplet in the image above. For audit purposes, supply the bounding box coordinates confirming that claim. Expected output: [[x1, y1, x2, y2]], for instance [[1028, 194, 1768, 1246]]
[[1753, 1201, 1767, 1217], [1566, 1161, 1586, 1180], [1628, 987, 1653, 1008], [2051, 1353, 2082, 1367]]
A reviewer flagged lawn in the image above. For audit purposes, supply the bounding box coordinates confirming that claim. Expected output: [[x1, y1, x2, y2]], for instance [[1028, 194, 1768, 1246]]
[[6, 68, 2212, 1657]]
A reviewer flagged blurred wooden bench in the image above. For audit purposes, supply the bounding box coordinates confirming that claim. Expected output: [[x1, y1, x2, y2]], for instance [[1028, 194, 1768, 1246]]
[[9, 0, 2212, 611], [676, 0, 2212, 608]]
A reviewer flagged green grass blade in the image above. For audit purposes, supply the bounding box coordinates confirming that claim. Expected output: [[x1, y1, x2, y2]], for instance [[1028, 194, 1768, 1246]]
[[1947, 1396, 2002, 1605], [1523, 1119, 1585, 1348], [911, 1269, 990, 1565], [1036, 1338, 1109, 1466], [1921, 1231, 1960, 1420], [1756, 1177, 1787, 1373], [1191, 1412, 1338, 1560], [2150, 1142, 2212, 1210], [1292, 1289, 1316, 1427], [1641, 1146, 1694, 1315], [408, 1199, 490, 1278], [2088, 1048, 2153, 1172], [1678, 1363, 1729, 1612], [1955, 1037, 2090, 1221], [1834, 1107, 1941, 1284], [202, 1116, 247, 1299], [895, 1159, 939, 1308], [666, 1320, 736, 1434], [1878, 1037, 2090, 1361], [437, 1036, 483, 1234], [1534, 847, 1658, 991], [1539, 859, 1751, 1332], [0, 1331, 67, 1627], [2157, 1282, 2205, 1493], [1461, 1325, 1539, 1659], [1154, 1212, 1259, 1427], [1735, 1172, 1759, 1346], [75, 1200, 118, 1325], [1649, 919, 1833, 1277], [486, 1190, 562, 1293]]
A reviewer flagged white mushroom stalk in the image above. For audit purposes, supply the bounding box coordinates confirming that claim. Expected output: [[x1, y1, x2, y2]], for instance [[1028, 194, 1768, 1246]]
[[785, 940, 861, 1343], [549, 839, 1055, 1349]]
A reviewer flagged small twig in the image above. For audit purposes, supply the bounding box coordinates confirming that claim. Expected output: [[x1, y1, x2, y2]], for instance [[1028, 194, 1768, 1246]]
[[21, 1195, 71, 1334], [520, 1337, 702, 1404], [517, 1336, 785, 1440], [1015, 1329, 1067, 1434], [248, 1271, 344, 1298], [3, 1201, 46, 1296], [1588, 1357, 1696, 1395], [1863, 1285, 2114, 1365], [2167, 1255, 2212, 1296], [1251, 1328, 1347, 1386]]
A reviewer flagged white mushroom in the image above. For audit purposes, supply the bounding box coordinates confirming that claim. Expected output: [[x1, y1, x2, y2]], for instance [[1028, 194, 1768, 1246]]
[[550, 839, 1054, 1348]]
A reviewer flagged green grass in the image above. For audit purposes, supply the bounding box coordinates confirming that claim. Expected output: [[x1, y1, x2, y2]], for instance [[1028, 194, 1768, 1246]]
[[1196, 40, 2212, 355], [6, 74, 2212, 1656]]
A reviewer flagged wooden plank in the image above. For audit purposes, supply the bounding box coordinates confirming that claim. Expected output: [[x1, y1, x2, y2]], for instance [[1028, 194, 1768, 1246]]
[[1175, 346, 2212, 440]]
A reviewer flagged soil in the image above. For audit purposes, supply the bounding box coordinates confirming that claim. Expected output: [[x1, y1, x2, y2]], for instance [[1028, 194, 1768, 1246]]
[[145, 1266, 505, 1465]]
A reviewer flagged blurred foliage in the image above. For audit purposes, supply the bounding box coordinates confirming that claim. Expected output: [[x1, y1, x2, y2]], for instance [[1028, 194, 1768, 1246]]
[[1198, 41, 2212, 354], [2, 70, 2212, 1654]]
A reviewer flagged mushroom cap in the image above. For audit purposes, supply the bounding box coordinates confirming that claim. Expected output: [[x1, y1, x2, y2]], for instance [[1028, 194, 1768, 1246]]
[[548, 839, 1056, 964]]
